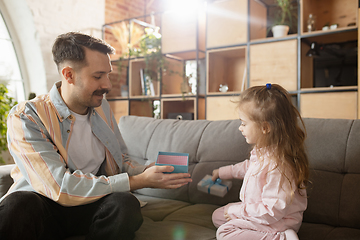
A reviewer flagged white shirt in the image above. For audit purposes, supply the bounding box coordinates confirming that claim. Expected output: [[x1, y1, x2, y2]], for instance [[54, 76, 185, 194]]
[[68, 111, 105, 174]]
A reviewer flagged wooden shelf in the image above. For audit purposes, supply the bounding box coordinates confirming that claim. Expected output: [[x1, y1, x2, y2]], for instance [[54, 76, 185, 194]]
[[129, 99, 155, 118], [300, 91, 358, 119], [207, 46, 247, 94], [300, 86, 358, 93], [161, 9, 205, 55], [161, 58, 184, 95], [301, 0, 357, 35], [128, 58, 160, 98], [249, 0, 267, 41], [206, 0, 248, 48], [300, 30, 358, 90], [206, 96, 239, 121], [161, 98, 195, 119], [250, 39, 298, 91]]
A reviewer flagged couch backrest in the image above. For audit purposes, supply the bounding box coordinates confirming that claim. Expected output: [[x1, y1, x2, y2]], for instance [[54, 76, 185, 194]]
[[119, 116, 360, 229], [302, 118, 360, 229]]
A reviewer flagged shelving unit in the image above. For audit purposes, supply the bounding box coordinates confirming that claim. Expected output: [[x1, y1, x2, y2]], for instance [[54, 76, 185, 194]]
[[103, 0, 359, 121], [159, 6, 206, 120], [205, 0, 358, 120]]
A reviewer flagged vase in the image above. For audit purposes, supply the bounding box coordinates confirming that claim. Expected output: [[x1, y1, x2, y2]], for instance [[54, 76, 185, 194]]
[[272, 25, 289, 38]]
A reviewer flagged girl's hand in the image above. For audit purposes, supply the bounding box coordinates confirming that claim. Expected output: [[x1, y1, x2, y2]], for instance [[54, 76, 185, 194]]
[[224, 205, 232, 221], [211, 169, 220, 182]]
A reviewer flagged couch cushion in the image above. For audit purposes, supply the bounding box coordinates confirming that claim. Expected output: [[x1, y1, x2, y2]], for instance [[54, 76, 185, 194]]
[[134, 216, 216, 240], [135, 194, 192, 221], [134, 193, 217, 240], [298, 222, 360, 240], [303, 118, 360, 229]]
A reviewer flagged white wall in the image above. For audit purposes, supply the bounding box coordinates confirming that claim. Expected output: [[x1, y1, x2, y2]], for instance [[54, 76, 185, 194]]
[[1, 0, 105, 95], [25, 0, 106, 91]]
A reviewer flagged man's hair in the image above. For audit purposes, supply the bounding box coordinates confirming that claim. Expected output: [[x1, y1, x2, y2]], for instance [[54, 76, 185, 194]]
[[52, 32, 115, 71]]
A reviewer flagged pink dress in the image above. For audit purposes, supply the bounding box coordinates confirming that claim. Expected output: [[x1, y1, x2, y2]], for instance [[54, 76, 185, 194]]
[[212, 149, 307, 240]]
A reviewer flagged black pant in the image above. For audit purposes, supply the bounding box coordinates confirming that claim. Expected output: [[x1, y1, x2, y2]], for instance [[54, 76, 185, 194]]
[[0, 191, 143, 240]]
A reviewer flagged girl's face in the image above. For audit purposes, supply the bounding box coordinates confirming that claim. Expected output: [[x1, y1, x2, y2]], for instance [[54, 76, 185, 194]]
[[238, 108, 263, 145]]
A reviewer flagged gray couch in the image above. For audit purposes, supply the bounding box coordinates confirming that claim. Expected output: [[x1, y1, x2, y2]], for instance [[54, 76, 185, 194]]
[[1, 116, 360, 240]]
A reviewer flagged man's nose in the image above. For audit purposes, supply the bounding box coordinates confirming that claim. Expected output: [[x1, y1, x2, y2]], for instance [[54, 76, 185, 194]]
[[103, 75, 112, 90]]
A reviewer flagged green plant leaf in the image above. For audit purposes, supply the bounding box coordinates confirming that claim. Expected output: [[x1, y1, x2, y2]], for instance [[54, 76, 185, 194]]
[[0, 83, 17, 164]]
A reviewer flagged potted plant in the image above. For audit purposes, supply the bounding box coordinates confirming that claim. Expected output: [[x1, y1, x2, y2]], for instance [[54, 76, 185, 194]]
[[271, 0, 297, 38], [0, 83, 17, 164]]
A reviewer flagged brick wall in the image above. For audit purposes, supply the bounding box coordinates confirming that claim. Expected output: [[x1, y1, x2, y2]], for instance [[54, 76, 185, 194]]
[[105, 0, 164, 24]]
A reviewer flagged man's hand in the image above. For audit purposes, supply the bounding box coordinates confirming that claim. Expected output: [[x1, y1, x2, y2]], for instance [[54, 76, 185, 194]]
[[129, 165, 192, 191]]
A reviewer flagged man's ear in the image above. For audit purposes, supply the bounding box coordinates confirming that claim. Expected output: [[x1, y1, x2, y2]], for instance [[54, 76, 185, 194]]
[[61, 66, 75, 84], [262, 122, 271, 134]]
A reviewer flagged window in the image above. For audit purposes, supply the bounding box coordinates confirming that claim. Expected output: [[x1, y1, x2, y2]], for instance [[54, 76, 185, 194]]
[[0, 10, 25, 102]]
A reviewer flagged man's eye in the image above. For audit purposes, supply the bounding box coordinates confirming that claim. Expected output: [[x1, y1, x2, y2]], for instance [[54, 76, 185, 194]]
[[94, 76, 101, 79]]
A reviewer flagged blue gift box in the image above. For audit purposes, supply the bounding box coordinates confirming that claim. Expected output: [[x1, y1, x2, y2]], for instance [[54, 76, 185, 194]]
[[155, 151, 189, 173], [197, 174, 232, 197]]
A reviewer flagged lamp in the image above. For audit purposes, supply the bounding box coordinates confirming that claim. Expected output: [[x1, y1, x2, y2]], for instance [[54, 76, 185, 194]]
[[306, 42, 320, 57]]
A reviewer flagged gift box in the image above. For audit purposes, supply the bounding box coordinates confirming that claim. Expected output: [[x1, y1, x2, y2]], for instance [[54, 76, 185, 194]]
[[155, 151, 189, 173], [197, 174, 232, 197]]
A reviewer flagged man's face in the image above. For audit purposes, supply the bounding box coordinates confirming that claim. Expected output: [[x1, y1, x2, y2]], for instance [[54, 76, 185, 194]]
[[71, 48, 112, 114]]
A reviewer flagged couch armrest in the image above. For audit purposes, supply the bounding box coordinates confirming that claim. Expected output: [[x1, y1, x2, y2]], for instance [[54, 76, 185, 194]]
[[0, 164, 15, 199]]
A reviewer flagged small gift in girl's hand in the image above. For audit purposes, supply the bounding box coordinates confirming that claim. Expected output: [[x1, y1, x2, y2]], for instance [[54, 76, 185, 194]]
[[197, 174, 232, 197]]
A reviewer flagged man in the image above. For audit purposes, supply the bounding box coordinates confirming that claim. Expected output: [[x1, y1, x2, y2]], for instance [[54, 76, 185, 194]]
[[0, 32, 192, 240]]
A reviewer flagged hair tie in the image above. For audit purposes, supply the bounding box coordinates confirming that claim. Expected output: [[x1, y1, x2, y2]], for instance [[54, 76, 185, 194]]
[[266, 83, 272, 90]]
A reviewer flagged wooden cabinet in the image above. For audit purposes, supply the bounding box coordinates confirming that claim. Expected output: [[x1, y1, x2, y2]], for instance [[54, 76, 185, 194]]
[[300, 91, 358, 119]]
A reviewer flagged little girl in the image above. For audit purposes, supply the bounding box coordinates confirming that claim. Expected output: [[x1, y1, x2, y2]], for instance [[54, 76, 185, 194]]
[[212, 83, 309, 240]]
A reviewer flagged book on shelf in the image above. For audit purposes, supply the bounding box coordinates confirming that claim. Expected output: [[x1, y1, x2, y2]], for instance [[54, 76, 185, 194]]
[[140, 68, 146, 95]]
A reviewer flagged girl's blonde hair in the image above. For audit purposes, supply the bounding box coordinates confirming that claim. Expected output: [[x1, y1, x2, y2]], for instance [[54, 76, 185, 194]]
[[238, 84, 309, 194]]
